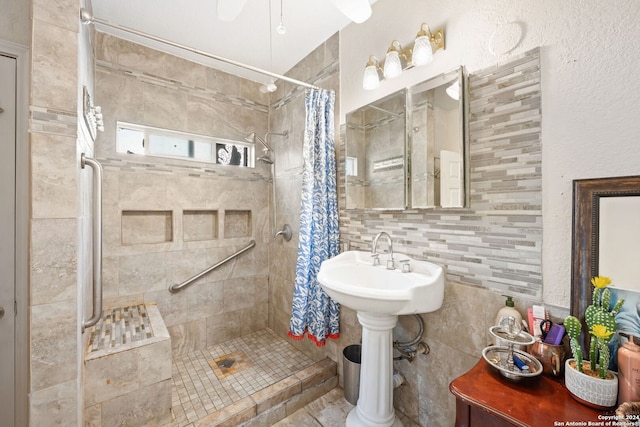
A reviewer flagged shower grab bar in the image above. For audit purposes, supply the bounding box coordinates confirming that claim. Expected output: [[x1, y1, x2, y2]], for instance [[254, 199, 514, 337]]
[[81, 154, 103, 332], [169, 240, 256, 293]]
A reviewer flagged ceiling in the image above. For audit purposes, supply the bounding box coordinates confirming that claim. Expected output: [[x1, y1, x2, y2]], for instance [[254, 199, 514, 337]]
[[90, 0, 377, 86]]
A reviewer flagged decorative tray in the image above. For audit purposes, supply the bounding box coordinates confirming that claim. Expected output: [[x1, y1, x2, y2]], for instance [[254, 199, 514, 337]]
[[482, 346, 543, 380]]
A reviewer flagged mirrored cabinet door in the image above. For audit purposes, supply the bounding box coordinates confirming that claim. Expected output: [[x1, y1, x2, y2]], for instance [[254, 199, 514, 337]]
[[409, 67, 466, 209], [345, 66, 467, 211], [345, 89, 407, 210]]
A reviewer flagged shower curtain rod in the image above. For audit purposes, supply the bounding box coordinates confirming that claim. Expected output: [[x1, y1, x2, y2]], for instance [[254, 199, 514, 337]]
[[79, 9, 321, 91]]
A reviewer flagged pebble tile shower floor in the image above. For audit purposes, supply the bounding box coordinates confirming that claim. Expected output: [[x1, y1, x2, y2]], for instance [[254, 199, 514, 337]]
[[170, 328, 315, 426]]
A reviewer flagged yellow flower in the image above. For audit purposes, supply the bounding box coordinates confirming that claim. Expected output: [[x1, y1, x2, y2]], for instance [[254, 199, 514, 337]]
[[590, 324, 614, 339], [591, 276, 612, 289]]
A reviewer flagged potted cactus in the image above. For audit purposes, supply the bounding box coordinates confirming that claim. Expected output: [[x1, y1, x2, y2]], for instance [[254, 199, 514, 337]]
[[564, 276, 624, 408]]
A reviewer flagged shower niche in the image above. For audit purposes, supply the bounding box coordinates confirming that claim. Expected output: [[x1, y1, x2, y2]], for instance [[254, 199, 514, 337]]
[[345, 66, 468, 210], [121, 210, 173, 245], [183, 210, 218, 242], [224, 210, 252, 238]]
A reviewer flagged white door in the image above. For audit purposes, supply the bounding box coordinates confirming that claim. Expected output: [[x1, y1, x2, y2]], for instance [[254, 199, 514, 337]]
[[0, 53, 16, 426], [440, 149, 462, 208]]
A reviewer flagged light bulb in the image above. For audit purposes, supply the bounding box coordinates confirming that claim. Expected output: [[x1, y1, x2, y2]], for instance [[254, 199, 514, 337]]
[[362, 65, 380, 90], [383, 50, 402, 79], [446, 80, 460, 100], [276, 22, 286, 35], [412, 35, 433, 66]]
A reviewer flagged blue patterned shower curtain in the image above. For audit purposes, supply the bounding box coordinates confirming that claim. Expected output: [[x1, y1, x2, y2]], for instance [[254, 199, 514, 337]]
[[288, 88, 340, 346]]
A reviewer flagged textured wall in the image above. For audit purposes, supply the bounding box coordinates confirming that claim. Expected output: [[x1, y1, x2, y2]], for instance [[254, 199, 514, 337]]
[[340, 0, 640, 309]]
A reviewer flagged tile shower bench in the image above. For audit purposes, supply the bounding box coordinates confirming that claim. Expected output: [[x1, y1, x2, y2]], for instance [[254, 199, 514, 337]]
[[84, 304, 172, 426]]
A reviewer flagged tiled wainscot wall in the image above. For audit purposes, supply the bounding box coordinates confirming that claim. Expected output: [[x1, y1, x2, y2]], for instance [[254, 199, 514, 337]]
[[337, 48, 564, 426]]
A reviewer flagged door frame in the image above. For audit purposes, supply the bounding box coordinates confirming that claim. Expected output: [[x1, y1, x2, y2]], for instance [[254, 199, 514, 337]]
[[1, 39, 30, 427]]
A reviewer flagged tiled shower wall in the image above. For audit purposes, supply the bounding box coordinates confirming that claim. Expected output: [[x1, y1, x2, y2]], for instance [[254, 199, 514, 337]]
[[267, 33, 343, 362], [94, 33, 273, 356], [28, 1, 82, 423]]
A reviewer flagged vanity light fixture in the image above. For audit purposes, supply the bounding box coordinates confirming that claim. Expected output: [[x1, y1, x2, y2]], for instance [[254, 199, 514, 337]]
[[383, 40, 408, 79], [362, 55, 382, 90], [363, 22, 445, 90], [411, 23, 442, 66]]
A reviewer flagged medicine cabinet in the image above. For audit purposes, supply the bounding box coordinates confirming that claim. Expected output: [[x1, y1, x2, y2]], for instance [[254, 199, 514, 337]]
[[345, 66, 468, 210]]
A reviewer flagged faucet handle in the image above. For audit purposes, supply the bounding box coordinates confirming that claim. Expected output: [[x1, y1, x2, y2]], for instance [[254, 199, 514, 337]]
[[386, 257, 396, 270], [371, 253, 381, 266], [398, 259, 411, 273]]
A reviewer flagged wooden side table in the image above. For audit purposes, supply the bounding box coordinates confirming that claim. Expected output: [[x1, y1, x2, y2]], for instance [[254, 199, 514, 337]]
[[450, 358, 610, 427]]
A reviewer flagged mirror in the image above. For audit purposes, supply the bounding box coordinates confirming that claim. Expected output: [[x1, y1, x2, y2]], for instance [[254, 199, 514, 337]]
[[344, 66, 467, 210], [571, 175, 640, 351], [345, 89, 407, 210], [410, 67, 466, 208], [599, 196, 640, 290]]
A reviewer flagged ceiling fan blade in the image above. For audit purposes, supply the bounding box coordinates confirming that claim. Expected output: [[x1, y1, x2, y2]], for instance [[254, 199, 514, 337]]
[[331, 0, 372, 24], [217, 0, 248, 21]]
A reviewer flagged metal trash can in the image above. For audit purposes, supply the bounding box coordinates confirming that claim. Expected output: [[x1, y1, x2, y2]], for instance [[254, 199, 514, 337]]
[[343, 344, 361, 405]]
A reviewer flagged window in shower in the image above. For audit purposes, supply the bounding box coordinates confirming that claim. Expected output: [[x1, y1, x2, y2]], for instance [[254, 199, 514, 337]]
[[116, 122, 254, 167]]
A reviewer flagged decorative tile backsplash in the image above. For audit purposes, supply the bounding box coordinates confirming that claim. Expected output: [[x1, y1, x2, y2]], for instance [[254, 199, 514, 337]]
[[339, 48, 542, 298]]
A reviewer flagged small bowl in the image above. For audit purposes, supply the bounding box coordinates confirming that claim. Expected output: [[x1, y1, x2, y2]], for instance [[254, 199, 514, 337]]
[[482, 346, 543, 381]]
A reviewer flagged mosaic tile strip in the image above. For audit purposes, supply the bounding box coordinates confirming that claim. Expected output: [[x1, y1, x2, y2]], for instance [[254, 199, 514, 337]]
[[339, 48, 542, 298], [96, 59, 269, 114], [88, 304, 153, 353], [98, 156, 271, 181], [29, 106, 77, 137]]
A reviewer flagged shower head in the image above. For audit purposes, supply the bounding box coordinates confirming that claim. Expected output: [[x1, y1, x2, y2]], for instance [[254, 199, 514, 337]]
[[257, 155, 274, 165], [265, 131, 288, 140], [244, 132, 272, 152]]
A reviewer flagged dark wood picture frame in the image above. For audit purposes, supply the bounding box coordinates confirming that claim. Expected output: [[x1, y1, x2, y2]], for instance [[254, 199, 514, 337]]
[[571, 175, 640, 355]]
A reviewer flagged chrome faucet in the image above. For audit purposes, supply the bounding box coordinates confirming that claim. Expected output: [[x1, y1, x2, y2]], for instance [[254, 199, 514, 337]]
[[371, 231, 395, 270]]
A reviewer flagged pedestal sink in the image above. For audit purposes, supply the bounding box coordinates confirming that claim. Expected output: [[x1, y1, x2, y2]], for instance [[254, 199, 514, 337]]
[[317, 251, 444, 427]]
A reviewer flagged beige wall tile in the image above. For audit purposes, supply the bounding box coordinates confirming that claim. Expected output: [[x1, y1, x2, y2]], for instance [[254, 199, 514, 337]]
[[138, 339, 172, 387], [31, 133, 78, 218], [118, 251, 168, 294], [31, 20, 77, 112], [99, 378, 172, 427], [185, 280, 224, 322], [84, 349, 139, 406], [32, 0, 78, 32], [30, 218, 77, 305], [30, 380, 78, 426], [30, 300, 77, 391], [168, 318, 207, 356]]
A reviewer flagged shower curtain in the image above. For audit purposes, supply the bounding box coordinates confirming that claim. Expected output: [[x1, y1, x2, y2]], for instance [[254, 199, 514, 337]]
[[288, 88, 340, 346]]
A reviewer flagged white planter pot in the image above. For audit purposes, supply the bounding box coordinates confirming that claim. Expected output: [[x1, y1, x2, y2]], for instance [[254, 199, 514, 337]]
[[564, 359, 618, 409]]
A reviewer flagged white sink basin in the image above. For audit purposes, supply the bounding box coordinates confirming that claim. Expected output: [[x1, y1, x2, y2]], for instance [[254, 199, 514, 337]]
[[317, 251, 444, 315]]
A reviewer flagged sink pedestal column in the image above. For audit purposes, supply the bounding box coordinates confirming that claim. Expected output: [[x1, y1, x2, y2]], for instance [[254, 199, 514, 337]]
[[347, 312, 402, 427]]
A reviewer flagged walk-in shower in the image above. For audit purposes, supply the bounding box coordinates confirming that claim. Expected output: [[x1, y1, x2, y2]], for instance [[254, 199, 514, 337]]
[[245, 131, 292, 240]]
